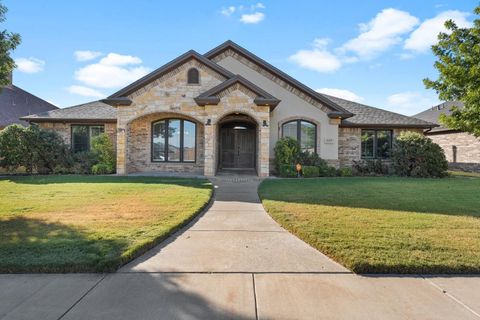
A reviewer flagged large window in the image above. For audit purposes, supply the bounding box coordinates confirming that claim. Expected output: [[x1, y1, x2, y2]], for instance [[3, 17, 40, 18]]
[[282, 120, 317, 153], [71, 125, 105, 153], [361, 129, 393, 159], [152, 119, 196, 162]]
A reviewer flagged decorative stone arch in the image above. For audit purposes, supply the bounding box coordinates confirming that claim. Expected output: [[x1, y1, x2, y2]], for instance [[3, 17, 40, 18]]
[[126, 110, 205, 127], [278, 115, 322, 154], [213, 108, 262, 127]]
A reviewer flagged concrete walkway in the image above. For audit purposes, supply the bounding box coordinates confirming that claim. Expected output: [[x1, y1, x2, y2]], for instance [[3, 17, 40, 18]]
[[1, 176, 480, 319]]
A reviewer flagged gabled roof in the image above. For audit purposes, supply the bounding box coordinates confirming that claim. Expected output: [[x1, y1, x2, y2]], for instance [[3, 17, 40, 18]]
[[106, 50, 235, 101], [0, 85, 58, 127], [323, 94, 437, 128], [414, 101, 464, 132], [21, 101, 117, 123], [195, 75, 280, 110], [204, 40, 353, 119]]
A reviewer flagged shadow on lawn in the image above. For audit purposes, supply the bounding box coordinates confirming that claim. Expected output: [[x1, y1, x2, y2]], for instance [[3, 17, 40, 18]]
[[258, 177, 480, 217], [0, 217, 129, 273]]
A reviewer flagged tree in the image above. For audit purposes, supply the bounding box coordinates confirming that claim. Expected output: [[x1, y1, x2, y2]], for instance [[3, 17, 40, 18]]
[[0, 2, 21, 86], [424, 5, 480, 137]]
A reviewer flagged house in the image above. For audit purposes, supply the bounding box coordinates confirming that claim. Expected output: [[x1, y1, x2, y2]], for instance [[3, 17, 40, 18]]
[[22, 40, 435, 176], [415, 101, 480, 172], [0, 75, 58, 129]]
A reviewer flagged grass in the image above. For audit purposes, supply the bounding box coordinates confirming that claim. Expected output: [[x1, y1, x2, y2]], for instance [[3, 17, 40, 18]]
[[448, 170, 480, 178], [259, 176, 480, 274], [0, 175, 212, 273]]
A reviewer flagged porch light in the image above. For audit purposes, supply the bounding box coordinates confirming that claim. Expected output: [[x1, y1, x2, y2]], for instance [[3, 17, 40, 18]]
[[206, 119, 211, 126], [262, 120, 268, 127]]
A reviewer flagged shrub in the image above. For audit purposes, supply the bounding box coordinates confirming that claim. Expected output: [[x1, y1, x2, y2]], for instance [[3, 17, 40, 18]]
[[319, 165, 337, 177], [92, 163, 112, 175], [72, 151, 98, 174], [352, 159, 389, 176], [296, 150, 326, 166], [391, 132, 448, 178], [274, 137, 300, 172], [91, 133, 115, 173], [338, 167, 353, 177], [0, 124, 27, 172], [302, 165, 319, 178], [279, 164, 297, 178]]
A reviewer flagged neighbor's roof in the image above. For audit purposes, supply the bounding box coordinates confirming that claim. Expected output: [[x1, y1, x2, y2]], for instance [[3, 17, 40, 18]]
[[0, 85, 58, 127], [323, 94, 437, 128], [21, 100, 117, 123], [414, 101, 464, 132]]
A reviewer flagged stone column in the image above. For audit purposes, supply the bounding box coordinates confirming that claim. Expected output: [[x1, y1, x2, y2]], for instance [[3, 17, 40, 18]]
[[116, 125, 127, 175], [203, 123, 216, 176], [258, 121, 270, 177]]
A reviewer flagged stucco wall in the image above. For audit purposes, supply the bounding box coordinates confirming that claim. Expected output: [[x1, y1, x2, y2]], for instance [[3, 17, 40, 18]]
[[213, 54, 339, 161], [427, 131, 480, 164]]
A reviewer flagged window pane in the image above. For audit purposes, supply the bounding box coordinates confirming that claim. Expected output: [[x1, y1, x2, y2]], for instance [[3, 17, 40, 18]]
[[168, 120, 181, 162], [361, 130, 375, 158], [183, 121, 196, 162], [376, 130, 392, 158], [72, 125, 89, 153], [152, 121, 166, 161], [300, 121, 316, 153], [282, 121, 297, 140]]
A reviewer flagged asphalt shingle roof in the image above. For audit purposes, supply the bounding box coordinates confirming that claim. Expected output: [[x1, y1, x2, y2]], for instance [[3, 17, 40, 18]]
[[413, 101, 464, 132], [322, 94, 436, 128], [0, 85, 58, 127], [21, 100, 117, 122]]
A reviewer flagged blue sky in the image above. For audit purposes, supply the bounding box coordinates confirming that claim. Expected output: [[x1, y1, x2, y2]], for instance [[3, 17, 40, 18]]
[[4, 0, 477, 115]]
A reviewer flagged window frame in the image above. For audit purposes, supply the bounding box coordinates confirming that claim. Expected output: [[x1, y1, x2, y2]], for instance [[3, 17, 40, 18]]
[[360, 129, 393, 159], [187, 68, 200, 85], [70, 124, 105, 153], [151, 118, 197, 163], [281, 119, 317, 153]]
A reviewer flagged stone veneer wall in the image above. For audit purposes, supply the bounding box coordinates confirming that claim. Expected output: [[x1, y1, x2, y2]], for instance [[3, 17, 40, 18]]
[[427, 131, 480, 172], [37, 122, 117, 151], [338, 127, 423, 167]]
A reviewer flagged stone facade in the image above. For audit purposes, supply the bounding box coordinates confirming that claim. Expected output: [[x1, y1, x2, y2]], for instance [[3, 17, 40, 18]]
[[427, 131, 480, 172], [338, 127, 423, 167], [115, 58, 270, 176]]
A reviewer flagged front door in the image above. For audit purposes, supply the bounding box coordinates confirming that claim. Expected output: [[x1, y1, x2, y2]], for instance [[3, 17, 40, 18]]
[[220, 126, 255, 169]]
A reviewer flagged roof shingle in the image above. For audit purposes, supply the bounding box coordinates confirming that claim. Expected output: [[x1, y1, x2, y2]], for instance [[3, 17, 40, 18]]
[[21, 100, 117, 122]]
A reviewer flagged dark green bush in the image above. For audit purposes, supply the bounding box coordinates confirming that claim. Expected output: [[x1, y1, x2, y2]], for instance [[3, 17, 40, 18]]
[[279, 164, 297, 178], [72, 151, 98, 174], [92, 163, 111, 175], [391, 132, 448, 178], [91, 133, 115, 173], [319, 165, 337, 177], [352, 159, 389, 176], [0, 124, 27, 172], [296, 150, 326, 167], [302, 165, 319, 177], [338, 167, 353, 177], [274, 137, 300, 172]]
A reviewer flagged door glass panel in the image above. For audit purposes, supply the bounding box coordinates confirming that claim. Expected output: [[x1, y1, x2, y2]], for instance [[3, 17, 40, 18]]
[[152, 121, 166, 161], [168, 120, 181, 162], [300, 121, 315, 153], [183, 121, 196, 162]]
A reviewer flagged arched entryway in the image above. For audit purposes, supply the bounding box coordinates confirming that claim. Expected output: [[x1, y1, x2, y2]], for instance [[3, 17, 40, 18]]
[[217, 113, 258, 174]]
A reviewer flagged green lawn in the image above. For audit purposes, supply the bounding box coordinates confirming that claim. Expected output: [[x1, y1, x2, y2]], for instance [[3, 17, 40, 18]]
[[0, 175, 212, 273], [259, 176, 480, 274]]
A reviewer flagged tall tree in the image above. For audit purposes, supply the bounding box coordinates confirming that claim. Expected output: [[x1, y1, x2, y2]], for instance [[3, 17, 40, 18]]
[[0, 1, 20, 87], [424, 5, 480, 137]]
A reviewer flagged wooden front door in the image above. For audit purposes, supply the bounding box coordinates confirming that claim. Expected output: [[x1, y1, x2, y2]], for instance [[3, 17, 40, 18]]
[[220, 127, 255, 169]]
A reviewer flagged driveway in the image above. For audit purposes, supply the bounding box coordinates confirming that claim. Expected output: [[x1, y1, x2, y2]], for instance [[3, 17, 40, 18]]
[[1, 176, 479, 319]]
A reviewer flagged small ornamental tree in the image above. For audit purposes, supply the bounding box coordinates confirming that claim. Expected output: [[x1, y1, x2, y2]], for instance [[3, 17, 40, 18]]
[[0, 124, 27, 172], [391, 132, 448, 178], [274, 137, 300, 172], [91, 133, 116, 174]]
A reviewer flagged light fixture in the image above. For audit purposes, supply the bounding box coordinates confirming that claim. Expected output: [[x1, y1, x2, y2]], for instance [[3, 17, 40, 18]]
[[205, 119, 211, 126], [262, 120, 268, 127]]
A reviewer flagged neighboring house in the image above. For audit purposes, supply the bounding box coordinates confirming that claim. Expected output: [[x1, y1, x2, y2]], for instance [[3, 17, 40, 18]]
[[22, 40, 435, 176], [415, 101, 480, 172], [0, 76, 58, 129]]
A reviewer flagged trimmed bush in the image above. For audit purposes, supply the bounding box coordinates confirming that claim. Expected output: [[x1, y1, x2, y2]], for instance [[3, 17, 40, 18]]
[[91, 133, 115, 173], [352, 159, 388, 176], [338, 167, 353, 177], [274, 137, 300, 172], [302, 166, 319, 178], [391, 132, 448, 178], [319, 165, 337, 177], [296, 150, 326, 167], [92, 163, 111, 175], [279, 164, 297, 178]]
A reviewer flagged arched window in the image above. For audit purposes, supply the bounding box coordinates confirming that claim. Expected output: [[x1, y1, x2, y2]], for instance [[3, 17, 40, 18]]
[[282, 120, 317, 153], [187, 68, 199, 84], [152, 119, 196, 162]]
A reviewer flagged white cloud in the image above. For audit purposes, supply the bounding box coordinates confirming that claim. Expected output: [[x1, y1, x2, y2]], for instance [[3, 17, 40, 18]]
[[74, 53, 150, 89], [15, 57, 45, 73], [386, 91, 440, 115], [316, 88, 364, 102], [341, 8, 419, 59], [289, 38, 342, 73], [67, 85, 106, 98], [240, 12, 265, 24], [251, 3, 265, 10], [221, 6, 236, 17], [74, 50, 103, 62], [404, 10, 471, 53]]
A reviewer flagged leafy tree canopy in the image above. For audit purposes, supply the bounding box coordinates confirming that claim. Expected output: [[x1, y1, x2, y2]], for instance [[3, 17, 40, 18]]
[[0, 1, 21, 86], [424, 5, 480, 137]]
